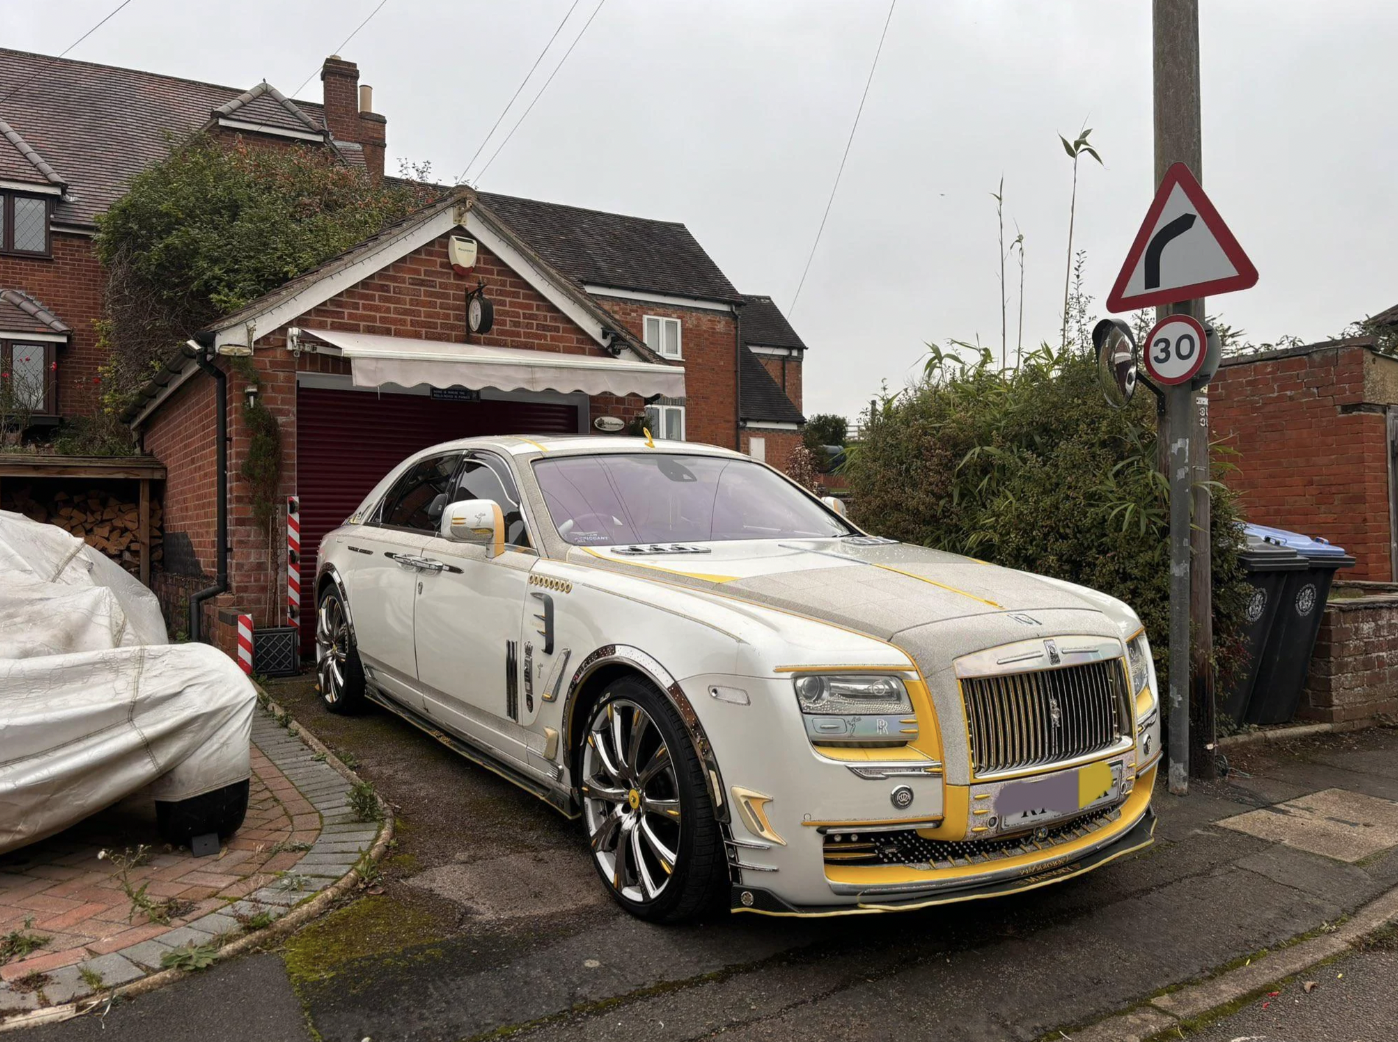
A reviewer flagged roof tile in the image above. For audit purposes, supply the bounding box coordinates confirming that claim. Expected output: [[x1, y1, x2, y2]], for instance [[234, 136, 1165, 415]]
[[0, 288, 71, 335], [0, 47, 327, 226], [740, 347, 804, 425]]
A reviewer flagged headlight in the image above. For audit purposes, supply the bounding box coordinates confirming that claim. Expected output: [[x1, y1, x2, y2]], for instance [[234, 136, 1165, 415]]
[[794, 674, 911, 715], [793, 674, 916, 746], [1126, 633, 1151, 697]]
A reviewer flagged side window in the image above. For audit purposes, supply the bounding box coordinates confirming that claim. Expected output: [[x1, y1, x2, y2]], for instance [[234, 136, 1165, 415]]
[[451, 453, 531, 549], [378, 454, 463, 531]]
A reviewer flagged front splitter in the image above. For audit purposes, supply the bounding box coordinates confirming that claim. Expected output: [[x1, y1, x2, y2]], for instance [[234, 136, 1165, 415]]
[[731, 804, 1156, 917]]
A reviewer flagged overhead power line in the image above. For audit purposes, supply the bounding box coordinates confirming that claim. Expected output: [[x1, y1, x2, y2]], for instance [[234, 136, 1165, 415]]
[[473, 0, 607, 185], [454, 0, 583, 185], [293, 0, 392, 99], [789, 0, 897, 317], [0, 0, 138, 109]]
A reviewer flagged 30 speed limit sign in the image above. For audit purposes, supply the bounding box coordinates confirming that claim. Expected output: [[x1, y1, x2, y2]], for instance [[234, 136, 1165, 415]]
[[1142, 314, 1207, 386]]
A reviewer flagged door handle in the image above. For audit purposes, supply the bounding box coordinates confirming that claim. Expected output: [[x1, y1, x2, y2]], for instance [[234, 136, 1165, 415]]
[[391, 554, 424, 570], [415, 558, 446, 572]]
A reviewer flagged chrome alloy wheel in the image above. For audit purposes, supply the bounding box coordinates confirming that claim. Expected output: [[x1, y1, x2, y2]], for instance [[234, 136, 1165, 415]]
[[316, 594, 350, 704], [582, 699, 683, 903]]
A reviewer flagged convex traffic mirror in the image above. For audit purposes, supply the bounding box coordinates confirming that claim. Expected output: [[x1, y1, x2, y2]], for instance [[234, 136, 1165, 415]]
[[1092, 318, 1138, 409]]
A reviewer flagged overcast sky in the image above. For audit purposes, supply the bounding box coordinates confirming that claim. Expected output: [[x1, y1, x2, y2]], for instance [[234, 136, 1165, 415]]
[[6, 1, 1396, 420]]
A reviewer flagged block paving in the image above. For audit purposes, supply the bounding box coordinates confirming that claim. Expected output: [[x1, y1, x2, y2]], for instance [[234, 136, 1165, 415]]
[[0, 707, 379, 1016]]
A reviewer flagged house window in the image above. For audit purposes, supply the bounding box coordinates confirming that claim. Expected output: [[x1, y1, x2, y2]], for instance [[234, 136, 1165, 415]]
[[2, 341, 53, 414], [643, 315, 682, 359], [645, 403, 685, 442], [749, 437, 766, 463], [1, 194, 51, 256]]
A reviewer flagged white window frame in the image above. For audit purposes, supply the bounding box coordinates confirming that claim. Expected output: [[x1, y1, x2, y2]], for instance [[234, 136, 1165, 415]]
[[643, 315, 683, 360], [645, 403, 686, 442]]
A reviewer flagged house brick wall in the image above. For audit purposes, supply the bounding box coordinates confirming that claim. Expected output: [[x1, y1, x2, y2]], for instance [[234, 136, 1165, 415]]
[[741, 428, 804, 474], [596, 297, 738, 451], [1210, 343, 1392, 580], [1302, 595, 1398, 725], [0, 232, 105, 419], [140, 368, 219, 638], [757, 354, 804, 411]]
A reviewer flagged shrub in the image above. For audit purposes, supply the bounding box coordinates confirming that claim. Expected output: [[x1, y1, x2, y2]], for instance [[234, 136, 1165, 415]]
[[95, 135, 438, 404], [844, 343, 1250, 700]]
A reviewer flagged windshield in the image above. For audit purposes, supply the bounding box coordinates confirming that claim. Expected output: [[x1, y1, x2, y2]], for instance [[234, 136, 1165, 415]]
[[533, 453, 851, 546]]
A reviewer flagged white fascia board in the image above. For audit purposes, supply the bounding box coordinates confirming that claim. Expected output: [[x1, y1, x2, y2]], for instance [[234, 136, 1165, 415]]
[[742, 421, 801, 430], [583, 285, 732, 313], [210, 209, 459, 352], [0, 179, 61, 195], [748, 345, 804, 357], [216, 117, 325, 142], [465, 212, 625, 356], [0, 331, 67, 342], [51, 222, 96, 238], [129, 355, 201, 429]]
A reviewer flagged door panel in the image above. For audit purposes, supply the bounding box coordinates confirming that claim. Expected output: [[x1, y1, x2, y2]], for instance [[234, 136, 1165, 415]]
[[341, 527, 429, 707], [414, 544, 535, 761]]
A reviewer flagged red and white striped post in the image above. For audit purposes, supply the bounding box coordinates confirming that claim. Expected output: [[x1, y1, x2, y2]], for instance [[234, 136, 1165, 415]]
[[286, 494, 301, 629], [236, 613, 254, 674]]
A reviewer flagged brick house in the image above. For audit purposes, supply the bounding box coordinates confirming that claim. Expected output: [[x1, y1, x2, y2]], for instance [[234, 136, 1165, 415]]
[[1209, 321, 1398, 581], [0, 48, 806, 654]]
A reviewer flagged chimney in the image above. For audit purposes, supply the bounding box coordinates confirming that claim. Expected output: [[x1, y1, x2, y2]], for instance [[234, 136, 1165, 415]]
[[358, 85, 387, 183], [320, 55, 387, 182]]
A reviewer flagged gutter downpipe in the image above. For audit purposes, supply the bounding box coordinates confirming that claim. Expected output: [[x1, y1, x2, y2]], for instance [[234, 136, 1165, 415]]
[[188, 333, 228, 644], [732, 301, 744, 451]]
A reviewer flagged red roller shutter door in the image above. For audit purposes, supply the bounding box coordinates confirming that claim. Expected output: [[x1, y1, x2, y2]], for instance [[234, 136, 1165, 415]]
[[295, 387, 578, 656]]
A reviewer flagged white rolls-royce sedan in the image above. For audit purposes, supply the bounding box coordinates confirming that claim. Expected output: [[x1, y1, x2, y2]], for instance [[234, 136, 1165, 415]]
[[315, 435, 1160, 921]]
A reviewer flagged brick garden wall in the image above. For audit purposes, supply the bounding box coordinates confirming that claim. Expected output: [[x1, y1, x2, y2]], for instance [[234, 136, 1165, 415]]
[[0, 232, 105, 419], [1210, 343, 1392, 580], [1302, 593, 1398, 725]]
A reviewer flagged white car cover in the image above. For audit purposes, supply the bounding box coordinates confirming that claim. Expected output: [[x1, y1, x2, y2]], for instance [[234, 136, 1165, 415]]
[[0, 510, 255, 855]]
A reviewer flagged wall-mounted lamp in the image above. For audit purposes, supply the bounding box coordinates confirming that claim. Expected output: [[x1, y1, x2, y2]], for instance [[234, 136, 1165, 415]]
[[244, 383, 260, 409]]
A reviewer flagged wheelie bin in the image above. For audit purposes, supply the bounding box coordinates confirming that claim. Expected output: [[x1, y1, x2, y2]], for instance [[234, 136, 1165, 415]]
[[1244, 524, 1356, 725], [1220, 525, 1307, 725]]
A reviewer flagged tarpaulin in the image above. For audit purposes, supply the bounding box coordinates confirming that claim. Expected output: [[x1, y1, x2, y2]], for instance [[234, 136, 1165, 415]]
[[0, 511, 255, 854]]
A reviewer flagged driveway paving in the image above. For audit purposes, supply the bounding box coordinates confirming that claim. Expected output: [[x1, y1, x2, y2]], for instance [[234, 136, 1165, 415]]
[[20, 678, 1398, 1042]]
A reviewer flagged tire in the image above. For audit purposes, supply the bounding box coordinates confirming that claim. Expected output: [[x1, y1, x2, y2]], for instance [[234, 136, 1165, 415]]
[[156, 779, 250, 846], [317, 583, 368, 714], [578, 676, 727, 923]]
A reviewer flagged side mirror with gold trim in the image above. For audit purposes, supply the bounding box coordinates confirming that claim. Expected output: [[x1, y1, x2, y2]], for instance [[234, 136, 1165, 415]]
[[441, 499, 504, 558]]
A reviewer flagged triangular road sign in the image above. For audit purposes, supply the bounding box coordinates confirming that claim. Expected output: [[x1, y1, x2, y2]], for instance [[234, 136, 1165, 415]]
[[1106, 163, 1257, 313]]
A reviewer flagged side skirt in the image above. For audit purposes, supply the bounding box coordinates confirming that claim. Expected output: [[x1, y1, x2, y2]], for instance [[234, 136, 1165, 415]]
[[364, 687, 579, 820]]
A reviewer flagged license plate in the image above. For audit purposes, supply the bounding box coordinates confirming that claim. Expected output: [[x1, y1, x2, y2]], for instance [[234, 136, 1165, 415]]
[[993, 760, 1123, 832]]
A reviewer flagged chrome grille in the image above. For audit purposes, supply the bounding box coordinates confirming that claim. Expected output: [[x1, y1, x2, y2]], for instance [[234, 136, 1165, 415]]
[[961, 659, 1130, 776]]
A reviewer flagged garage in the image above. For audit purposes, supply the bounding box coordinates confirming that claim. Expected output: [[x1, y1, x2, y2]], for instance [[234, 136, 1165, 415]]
[[295, 382, 583, 654]]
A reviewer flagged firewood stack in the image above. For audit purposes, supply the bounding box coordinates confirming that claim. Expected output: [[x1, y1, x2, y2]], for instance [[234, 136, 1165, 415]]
[[7, 488, 163, 573]]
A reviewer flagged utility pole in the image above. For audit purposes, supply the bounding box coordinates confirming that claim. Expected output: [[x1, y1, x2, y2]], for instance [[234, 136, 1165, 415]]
[[1153, 0, 1214, 792]]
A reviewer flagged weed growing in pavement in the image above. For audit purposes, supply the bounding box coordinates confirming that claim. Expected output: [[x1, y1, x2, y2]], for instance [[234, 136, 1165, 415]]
[[9, 971, 50, 994], [99, 846, 194, 925], [348, 780, 381, 822], [0, 918, 50, 964], [159, 943, 217, 972], [269, 840, 313, 855], [277, 871, 311, 893], [338, 751, 359, 769], [312, 751, 327, 762], [78, 966, 105, 991], [236, 909, 276, 931]]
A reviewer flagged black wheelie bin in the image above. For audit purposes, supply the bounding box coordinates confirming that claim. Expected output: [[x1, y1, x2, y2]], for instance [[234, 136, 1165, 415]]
[[1244, 524, 1356, 726], [1220, 524, 1307, 726]]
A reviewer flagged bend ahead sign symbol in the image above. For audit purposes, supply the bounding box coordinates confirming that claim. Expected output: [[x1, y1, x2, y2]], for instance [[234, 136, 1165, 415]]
[[1106, 163, 1257, 312]]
